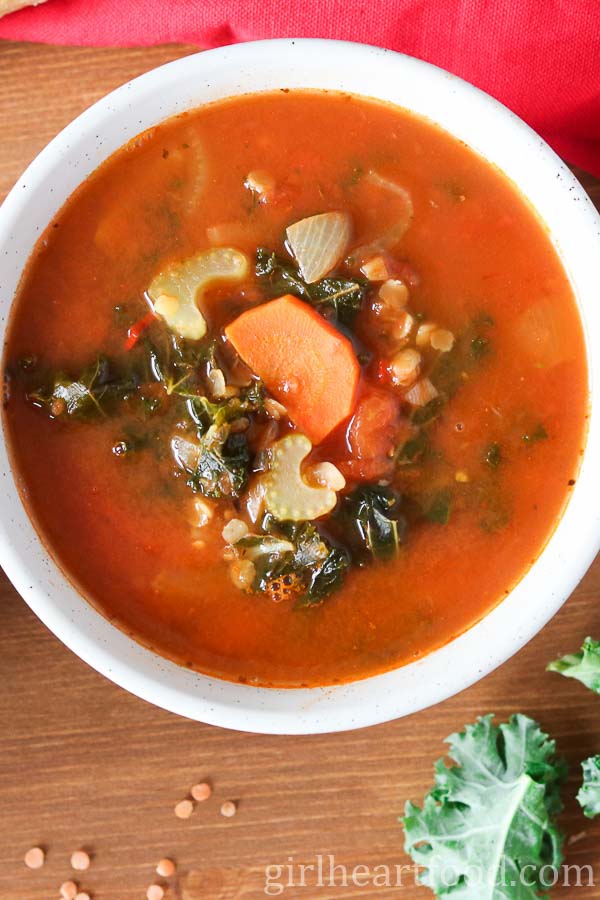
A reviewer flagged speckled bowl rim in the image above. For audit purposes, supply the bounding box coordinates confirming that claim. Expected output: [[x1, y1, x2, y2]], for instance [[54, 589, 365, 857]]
[[1, 39, 599, 734]]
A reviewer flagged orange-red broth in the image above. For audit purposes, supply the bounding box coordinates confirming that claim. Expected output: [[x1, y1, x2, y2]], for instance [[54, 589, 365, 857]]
[[2, 91, 588, 686]]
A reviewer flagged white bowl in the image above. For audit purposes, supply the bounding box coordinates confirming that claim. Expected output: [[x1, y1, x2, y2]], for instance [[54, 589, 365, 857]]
[[1, 39, 599, 734]]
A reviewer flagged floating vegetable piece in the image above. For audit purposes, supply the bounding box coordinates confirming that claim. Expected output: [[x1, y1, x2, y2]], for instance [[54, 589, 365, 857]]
[[360, 255, 393, 282], [171, 426, 250, 499], [286, 211, 351, 283], [264, 434, 338, 522], [94, 131, 206, 258], [352, 171, 414, 261], [255, 248, 365, 326], [235, 520, 349, 605], [333, 484, 406, 562], [405, 378, 438, 407], [28, 355, 141, 420], [225, 294, 360, 444], [339, 389, 406, 481], [514, 299, 571, 367], [148, 247, 249, 340]]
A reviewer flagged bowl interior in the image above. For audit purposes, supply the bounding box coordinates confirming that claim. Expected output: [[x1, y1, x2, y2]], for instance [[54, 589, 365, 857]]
[[1, 39, 600, 733]]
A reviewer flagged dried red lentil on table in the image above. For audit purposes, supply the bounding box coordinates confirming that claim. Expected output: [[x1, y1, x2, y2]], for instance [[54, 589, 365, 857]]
[[2, 90, 587, 687]]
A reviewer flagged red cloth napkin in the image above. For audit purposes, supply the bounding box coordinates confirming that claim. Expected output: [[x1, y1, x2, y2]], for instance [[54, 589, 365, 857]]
[[2, 0, 600, 177]]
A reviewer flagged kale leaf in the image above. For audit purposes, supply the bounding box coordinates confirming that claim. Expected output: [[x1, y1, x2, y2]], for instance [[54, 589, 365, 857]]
[[548, 640, 600, 819], [402, 714, 567, 899], [547, 636, 600, 694], [185, 381, 264, 433], [308, 278, 366, 326], [147, 332, 264, 433], [256, 247, 366, 326], [240, 520, 350, 606], [147, 335, 218, 398], [424, 489, 452, 525], [334, 484, 406, 564], [578, 756, 600, 819], [302, 546, 350, 606], [397, 429, 429, 465], [186, 426, 250, 499], [411, 396, 445, 426], [28, 356, 142, 419], [256, 247, 310, 297]]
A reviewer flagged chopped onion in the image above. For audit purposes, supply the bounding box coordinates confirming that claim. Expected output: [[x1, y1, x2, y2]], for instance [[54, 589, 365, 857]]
[[158, 126, 206, 214], [286, 211, 351, 283], [404, 377, 439, 407], [245, 477, 267, 523], [180, 135, 206, 214], [367, 170, 412, 198], [360, 255, 392, 282], [351, 170, 414, 261]]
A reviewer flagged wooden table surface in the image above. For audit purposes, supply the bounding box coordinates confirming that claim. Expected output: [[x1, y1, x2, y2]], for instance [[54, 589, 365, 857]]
[[1, 41, 600, 900]]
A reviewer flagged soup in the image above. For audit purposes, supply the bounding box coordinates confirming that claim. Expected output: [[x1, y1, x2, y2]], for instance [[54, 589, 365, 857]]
[[1, 91, 588, 687]]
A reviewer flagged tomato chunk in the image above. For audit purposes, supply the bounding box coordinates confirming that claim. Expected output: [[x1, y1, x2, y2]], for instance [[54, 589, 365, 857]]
[[338, 389, 410, 480]]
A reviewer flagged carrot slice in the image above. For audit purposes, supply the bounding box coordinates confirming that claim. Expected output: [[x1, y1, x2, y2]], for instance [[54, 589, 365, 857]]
[[225, 294, 360, 444]]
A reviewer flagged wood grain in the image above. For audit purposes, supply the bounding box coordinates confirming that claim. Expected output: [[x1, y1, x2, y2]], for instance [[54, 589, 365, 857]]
[[1, 42, 600, 900]]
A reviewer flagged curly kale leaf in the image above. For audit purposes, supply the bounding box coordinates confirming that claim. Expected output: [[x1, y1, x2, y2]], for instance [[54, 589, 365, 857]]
[[333, 484, 406, 564], [256, 247, 365, 326], [301, 546, 350, 606], [548, 641, 600, 819], [547, 636, 600, 694], [256, 247, 310, 297], [28, 356, 141, 419], [243, 520, 350, 606], [185, 426, 250, 499], [185, 381, 264, 433], [402, 714, 567, 899], [577, 756, 600, 819]]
